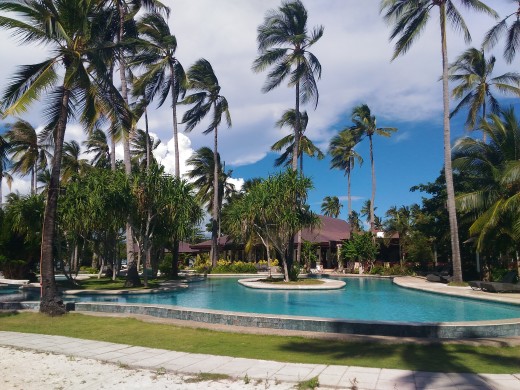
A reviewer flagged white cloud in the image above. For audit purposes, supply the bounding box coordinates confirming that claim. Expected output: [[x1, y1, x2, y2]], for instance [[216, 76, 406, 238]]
[[153, 132, 195, 177]]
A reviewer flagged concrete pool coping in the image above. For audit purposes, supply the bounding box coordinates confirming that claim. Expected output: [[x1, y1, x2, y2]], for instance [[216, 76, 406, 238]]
[[238, 277, 346, 290], [2, 275, 520, 339]]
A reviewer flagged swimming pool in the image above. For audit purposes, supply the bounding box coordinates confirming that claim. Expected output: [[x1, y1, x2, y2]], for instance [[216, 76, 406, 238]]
[[67, 277, 520, 323]]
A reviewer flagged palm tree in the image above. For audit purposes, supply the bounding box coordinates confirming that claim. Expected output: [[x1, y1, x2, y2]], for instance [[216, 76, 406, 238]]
[[132, 12, 186, 178], [449, 47, 520, 137], [453, 108, 520, 272], [130, 129, 160, 170], [380, 0, 497, 282], [0, 134, 12, 205], [329, 129, 363, 219], [271, 109, 324, 171], [483, 1, 520, 64], [83, 128, 111, 168], [321, 196, 342, 218], [4, 119, 46, 195], [182, 59, 231, 266], [186, 147, 236, 217], [0, 0, 121, 315], [61, 141, 89, 183], [253, 0, 323, 171], [385, 205, 412, 265], [350, 104, 396, 233], [361, 200, 378, 226]]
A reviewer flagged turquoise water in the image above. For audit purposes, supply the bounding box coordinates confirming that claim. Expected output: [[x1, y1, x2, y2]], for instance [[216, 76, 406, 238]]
[[68, 277, 520, 323]]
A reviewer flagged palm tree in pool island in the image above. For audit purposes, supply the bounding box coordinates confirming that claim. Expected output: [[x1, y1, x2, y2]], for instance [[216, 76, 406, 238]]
[[380, 0, 497, 283], [350, 104, 396, 234], [182, 59, 231, 267], [253, 0, 323, 172]]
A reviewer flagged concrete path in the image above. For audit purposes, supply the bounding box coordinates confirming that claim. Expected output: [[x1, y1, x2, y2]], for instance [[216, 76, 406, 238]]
[[1, 331, 519, 389]]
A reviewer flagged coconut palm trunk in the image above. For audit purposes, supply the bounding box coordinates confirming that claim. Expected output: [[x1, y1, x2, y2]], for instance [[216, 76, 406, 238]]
[[170, 63, 181, 178], [211, 123, 219, 266], [369, 135, 376, 233], [440, 4, 462, 282], [40, 88, 70, 315]]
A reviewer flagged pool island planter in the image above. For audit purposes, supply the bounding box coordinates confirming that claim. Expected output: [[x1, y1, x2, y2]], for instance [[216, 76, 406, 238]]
[[71, 301, 520, 339], [238, 277, 346, 290]]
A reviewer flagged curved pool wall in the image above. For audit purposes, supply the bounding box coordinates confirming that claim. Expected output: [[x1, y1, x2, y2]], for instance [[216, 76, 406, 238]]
[[72, 301, 520, 339]]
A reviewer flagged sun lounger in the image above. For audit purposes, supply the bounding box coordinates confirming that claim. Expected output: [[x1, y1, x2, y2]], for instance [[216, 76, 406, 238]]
[[480, 281, 520, 293], [469, 270, 518, 290]]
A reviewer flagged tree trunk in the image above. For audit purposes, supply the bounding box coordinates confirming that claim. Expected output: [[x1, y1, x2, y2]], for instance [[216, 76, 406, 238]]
[[347, 170, 352, 219], [211, 124, 219, 267], [144, 108, 151, 170], [170, 63, 180, 178], [171, 239, 180, 278], [30, 166, 35, 195], [293, 81, 300, 171], [39, 88, 71, 316], [117, 1, 135, 280], [369, 135, 376, 234], [440, 4, 463, 282]]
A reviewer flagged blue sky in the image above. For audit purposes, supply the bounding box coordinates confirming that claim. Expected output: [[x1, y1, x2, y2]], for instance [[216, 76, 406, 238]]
[[0, 1, 517, 224]]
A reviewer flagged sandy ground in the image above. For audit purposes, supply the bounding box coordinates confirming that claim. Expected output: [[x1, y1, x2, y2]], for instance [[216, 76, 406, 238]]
[[0, 347, 296, 390]]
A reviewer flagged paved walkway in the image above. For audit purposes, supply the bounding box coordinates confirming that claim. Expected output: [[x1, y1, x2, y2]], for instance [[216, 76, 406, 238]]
[[1, 331, 519, 389]]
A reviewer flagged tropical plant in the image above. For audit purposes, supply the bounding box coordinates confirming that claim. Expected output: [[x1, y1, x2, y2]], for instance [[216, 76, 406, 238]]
[[182, 58, 231, 266], [384, 205, 412, 265], [4, 119, 47, 195], [329, 129, 363, 219], [186, 147, 235, 215], [483, 1, 520, 64], [453, 107, 520, 274], [133, 12, 186, 177], [61, 141, 89, 183], [380, 0, 497, 283], [0, 0, 127, 314], [321, 196, 342, 218], [130, 129, 160, 170], [253, 0, 323, 171], [225, 170, 318, 281], [83, 128, 111, 168], [449, 47, 520, 134], [271, 109, 324, 171], [340, 232, 379, 268], [0, 134, 12, 204], [349, 104, 396, 233]]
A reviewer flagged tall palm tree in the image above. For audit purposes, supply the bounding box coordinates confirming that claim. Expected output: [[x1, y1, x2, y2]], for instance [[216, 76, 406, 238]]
[[0, 134, 12, 205], [321, 196, 342, 218], [83, 128, 111, 168], [449, 47, 520, 136], [453, 108, 520, 267], [253, 0, 323, 171], [350, 104, 396, 233], [329, 129, 363, 219], [182, 59, 231, 266], [132, 12, 186, 178], [385, 205, 412, 264], [483, 1, 520, 64], [0, 0, 121, 315], [4, 119, 46, 195], [380, 0, 497, 282], [271, 109, 324, 171]]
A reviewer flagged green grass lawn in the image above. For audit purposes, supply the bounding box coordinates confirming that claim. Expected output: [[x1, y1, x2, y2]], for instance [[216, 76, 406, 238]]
[[0, 312, 518, 374]]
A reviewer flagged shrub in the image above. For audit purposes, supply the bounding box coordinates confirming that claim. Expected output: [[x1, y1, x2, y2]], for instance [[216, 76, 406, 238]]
[[211, 261, 257, 274], [369, 265, 384, 275], [288, 263, 300, 281], [193, 254, 211, 274], [80, 266, 98, 274]]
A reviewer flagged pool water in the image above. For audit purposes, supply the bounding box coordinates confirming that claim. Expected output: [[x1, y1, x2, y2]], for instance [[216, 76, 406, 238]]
[[68, 277, 520, 323]]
